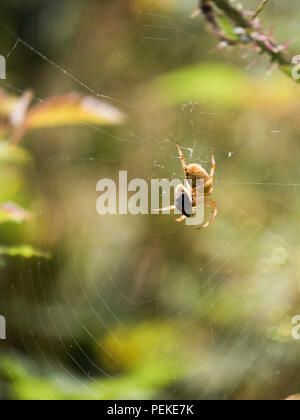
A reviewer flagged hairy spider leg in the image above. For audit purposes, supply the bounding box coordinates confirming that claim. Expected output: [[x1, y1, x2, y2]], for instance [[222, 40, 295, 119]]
[[176, 143, 188, 174], [204, 149, 216, 194], [199, 198, 218, 229], [153, 205, 176, 213], [175, 215, 187, 223]]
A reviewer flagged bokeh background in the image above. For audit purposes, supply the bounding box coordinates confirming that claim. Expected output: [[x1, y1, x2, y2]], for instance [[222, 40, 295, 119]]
[[1, 0, 300, 400]]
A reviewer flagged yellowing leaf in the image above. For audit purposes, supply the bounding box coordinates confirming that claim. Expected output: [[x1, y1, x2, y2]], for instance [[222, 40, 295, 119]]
[[26, 93, 125, 130], [285, 394, 300, 400], [0, 202, 31, 224]]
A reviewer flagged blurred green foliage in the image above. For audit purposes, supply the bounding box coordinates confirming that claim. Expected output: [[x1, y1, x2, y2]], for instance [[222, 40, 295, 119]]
[[0, 0, 300, 401]]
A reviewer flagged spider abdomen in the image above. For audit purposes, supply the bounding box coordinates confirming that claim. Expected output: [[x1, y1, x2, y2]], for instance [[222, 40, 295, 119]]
[[175, 191, 194, 217]]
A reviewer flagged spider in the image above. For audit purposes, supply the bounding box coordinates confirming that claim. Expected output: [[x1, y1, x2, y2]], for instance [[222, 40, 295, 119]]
[[156, 144, 218, 229]]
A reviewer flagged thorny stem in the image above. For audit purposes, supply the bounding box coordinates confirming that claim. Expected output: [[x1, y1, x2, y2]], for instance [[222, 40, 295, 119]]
[[199, 0, 293, 76], [200, 0, 236, 43], [253, 0, 270, 20]]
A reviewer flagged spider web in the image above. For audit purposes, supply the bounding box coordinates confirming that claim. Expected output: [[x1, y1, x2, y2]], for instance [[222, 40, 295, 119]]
[[0, 0, 299, 401]]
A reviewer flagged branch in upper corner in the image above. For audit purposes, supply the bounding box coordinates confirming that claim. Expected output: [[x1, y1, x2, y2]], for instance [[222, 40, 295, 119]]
[[199, 0, 238, 44], [253, 0, 270, 20], [198, 0, 294, 80]]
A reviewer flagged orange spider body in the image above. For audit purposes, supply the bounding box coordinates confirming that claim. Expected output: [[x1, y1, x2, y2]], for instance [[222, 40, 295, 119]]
[[184, 163, 213, 204]]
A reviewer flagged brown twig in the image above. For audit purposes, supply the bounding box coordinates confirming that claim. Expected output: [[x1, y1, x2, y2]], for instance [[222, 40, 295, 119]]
[[199, 0, 292, 74]]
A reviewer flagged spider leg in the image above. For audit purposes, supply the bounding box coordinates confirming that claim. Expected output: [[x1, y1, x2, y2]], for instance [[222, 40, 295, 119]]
[[153, 205, 176, 213], [154, 184, 192, 214], [204, 148, 216, 194], [199, 198, 218, 229], [176, 144, 187, 174], [175, 215, 186, 223]]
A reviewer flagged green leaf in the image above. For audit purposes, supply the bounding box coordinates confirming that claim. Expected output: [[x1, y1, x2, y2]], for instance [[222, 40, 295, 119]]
[[217, 14, 238, 41], [151, 63, 299, 111], [0, 245, 51, 259], [0, 142, 31, 164]]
